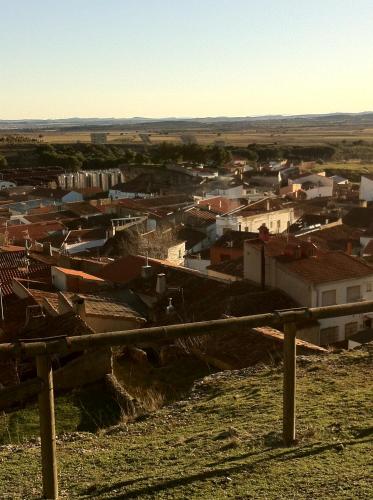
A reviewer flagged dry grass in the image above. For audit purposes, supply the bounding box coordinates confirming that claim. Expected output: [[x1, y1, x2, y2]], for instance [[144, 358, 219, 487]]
[[10, 126, 373, 146]]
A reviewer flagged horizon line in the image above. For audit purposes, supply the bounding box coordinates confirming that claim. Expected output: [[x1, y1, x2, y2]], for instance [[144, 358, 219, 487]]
[[1, 110, 373, 122]]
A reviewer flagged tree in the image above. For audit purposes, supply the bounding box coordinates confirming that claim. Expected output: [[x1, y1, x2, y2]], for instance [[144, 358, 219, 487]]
[[209, 146, 231, 165], [63, 155, 82, 172], [0, 155, 8, 168]]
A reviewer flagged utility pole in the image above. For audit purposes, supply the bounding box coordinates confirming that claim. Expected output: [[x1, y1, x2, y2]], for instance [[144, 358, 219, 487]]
[[0, 283, 4, 321], [36, 355, 58, 499], [283, 321, 297, 445]]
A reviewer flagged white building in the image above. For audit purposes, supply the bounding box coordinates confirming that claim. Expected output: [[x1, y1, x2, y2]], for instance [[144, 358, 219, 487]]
[[289, 173, 333, 199], [244, 237, 373, 345], [90, 133, 108, 144], [58, 169, 124, 191], [207, 184, 245, 199], [109, 188, 153, 200], [216, 199, 296, 237], [359, 174, 373, 202]]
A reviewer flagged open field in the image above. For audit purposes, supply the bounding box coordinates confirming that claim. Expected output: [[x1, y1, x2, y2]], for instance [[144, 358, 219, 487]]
[[313, 161, 373, 174], [3, 125, 373, 147], [0, 349, 372, 499]]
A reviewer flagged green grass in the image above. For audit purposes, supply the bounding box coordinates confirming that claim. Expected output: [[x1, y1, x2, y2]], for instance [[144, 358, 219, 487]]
[[310, 161, 373, 182], [0, 349, 372, 499], [0, 384, 125, 445]]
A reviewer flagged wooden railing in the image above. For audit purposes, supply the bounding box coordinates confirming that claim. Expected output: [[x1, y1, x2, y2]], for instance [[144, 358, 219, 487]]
[[1, 300, 373, 499]]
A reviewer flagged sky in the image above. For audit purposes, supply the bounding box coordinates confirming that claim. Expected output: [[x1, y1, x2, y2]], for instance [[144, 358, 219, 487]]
[[1, 0, 373, 119]]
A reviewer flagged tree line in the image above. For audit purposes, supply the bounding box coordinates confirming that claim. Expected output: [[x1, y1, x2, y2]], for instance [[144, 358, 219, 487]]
[[1, 140, 373, 172]]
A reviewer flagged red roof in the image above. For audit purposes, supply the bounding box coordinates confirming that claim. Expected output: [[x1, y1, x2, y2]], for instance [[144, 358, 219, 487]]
[[53, 266, 105, 282], [0, 250, 51, 296], [246, 234, 322, 258], [184, 207, 217, 223], [0, 221, 65, 244], [277, 251, 373, 284], [98, 255, 163, 284], [197, 197, 243, 215]]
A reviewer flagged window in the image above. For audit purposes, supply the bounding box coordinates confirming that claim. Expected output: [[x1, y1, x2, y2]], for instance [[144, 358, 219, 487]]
[[178, 249, 182, 259], [321, 289, 336, 306], [367, 282, 372, 292], [346, 285, 361, 303], [270, 221, 273, 229], [345, 322, 358, 339], [364, 318, 372, 329], [320, 326, 339, 345]]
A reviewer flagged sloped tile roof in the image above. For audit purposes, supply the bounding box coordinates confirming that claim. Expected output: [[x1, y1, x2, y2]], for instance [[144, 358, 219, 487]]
[[98, 255, 164, 284], [298, 224, 363, 252], [0, 221, 65, 244], [0, 251, 50, 296], [197, 197, 243, 214], [213, 230, 257, 250], [193, 326, 326, 370], [53, 266, 105, 282], [207, 257, 244, 278], [343, 207, 373, 229], [184, 207, 217, 224], [276, 251, 373, 284], [21, 312, 95, 340]]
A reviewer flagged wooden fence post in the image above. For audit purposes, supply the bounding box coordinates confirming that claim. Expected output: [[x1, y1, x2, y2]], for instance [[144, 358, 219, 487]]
[[283, 321, 297, 446], [36, 355, 58, 499]]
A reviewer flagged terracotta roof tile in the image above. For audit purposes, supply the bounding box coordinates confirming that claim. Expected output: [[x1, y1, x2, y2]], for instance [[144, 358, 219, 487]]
[[98, 255, 163, 284], [21, 312, 95, 340], [184, 207, 217, 224], [298, 224, 363, 252], [277, 251, 373, 284], [64, 202, 102, 216], [213, 230, 257, 250], [189, 326, 326, 370], [74, 294, 145, 322], [197, 197, 243, 215], [53, 266, 105, 282], [207, 257, 244, 278], [0, 221, 65, 244], [343, 207, 373, 229], [0, 251, 50, 296]]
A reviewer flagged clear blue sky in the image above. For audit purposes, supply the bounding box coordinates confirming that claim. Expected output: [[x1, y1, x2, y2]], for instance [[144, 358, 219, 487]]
[[1, 0, 372, 119]]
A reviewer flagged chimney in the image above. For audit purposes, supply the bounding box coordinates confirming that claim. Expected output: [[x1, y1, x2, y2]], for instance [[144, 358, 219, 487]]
[[294, 245, 302, 259], [24, 305, 45, 328], [258, 224, 270, 242], [156, 273, 167, 295], [141, 265, 153, 280], [73, 297, 85, 316], [346, 240, 353, 255], [260, 242, 265, 290], [266, 199, 270, 211], [43, 241, 52, 256], [166, 298, 174, 315]]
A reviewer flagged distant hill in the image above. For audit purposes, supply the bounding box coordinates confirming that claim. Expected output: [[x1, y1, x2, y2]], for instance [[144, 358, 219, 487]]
[[1, 112, 373, 132]]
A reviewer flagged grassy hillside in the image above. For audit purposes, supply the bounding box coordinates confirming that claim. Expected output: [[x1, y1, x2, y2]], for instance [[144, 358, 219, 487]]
[[0, 349, 372, 499]]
